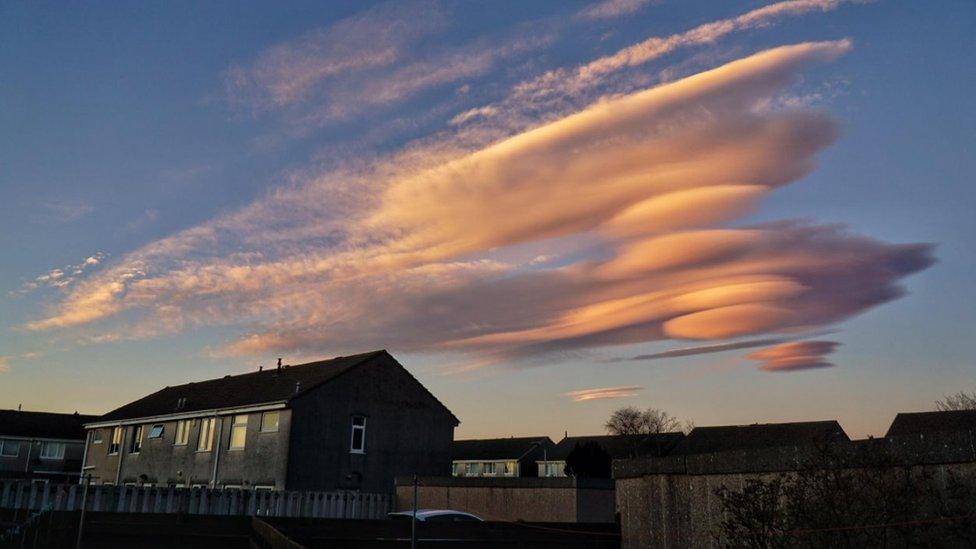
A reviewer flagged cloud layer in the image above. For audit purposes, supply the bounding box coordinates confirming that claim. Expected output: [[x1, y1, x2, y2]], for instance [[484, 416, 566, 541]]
[[28, 38, 932, 373], [746, 340, 840, 371], [565, 386, 644, 402]]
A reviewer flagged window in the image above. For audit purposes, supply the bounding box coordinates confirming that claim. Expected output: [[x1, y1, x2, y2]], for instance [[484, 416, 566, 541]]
[[504, 461, 516, 476], [483, 462, 496, 475], [92, 430, 103, 444], [174, 420, 190, 446], [542, 461, 565, 477], [260, 411, 279, 433], [452, 463, 460, 476], [40, 442, 66, 460], [465, 462, 479, 476], [350, 416, 366, 454], [108, 427, 122, 455], [148, 424, 164, 439], [130, 425, 144, 453], [229, 415, 247, 450], [197, 418, 215, 452], [0, 440, 20, 458]]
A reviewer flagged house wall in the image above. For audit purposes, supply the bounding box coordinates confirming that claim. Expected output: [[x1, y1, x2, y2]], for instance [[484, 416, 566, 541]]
[[83, 410, 291, 489], [394, 476, 616, 523], [0, 437, 86, 481], [285, 354, 456, 492], [613, 431, 976, 549]]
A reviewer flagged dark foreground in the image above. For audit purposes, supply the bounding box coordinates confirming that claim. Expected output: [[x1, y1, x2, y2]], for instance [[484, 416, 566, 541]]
[[0, 510, 620, 548]]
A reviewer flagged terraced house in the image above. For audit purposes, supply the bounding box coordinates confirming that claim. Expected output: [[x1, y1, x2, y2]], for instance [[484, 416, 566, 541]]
[[0, 409, 97, 483], [81, 351, 458, 492]]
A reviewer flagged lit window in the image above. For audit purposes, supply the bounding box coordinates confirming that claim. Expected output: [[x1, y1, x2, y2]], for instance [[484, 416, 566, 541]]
[[229, 415, 247, 450], [148, 424, 164, 439], [197, 418, 215, 452], [483, 462, 496, 475], [108, 427, 122, 455], [174, 420, 190, 446], [0, 440, 20, 458], [260, 411, 279, 433], [92, 430, 103, 444], [130, 425, 144, 453], [40, 442, 66, 460], [504, 461, 515, 476], [350, 416, 366, 453]]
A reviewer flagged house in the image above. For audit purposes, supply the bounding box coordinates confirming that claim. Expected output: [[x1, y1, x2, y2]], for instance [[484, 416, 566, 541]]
[[0, 409, 98, 483], [538, 433, 684, 477], [669, 420, 849, 456], [885, 410, 976, 438], [451, 437, 554, 477], [81, 350, 458, 492]]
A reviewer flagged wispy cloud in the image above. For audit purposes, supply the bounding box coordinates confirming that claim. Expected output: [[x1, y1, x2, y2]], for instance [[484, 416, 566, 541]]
[[746, 340, 840, 371], [26, 40, 932, 373], [12, 253, 106, 296], [565, 385, 644, 401], [36, 200, 95, 224], [224, 0, 552, 133], [613, 338, 792, 362], [578, 0, 658, 20]]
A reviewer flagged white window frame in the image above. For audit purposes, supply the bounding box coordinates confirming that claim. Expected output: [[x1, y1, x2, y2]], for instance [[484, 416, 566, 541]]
[[260, 411, 279, 433], [91, 430, 103, 444], [174, 420, 190, 446], [148, 424, 164, 439], [130, 425, 144, 454], [229, 415, 247, 450], [483, 462, 496, 476], [197, 417, 215, 452], [0, 440, 20, 458], [39, 442, 66, 460], [108, 426, 122, 455], [350, 416, 366, 454]]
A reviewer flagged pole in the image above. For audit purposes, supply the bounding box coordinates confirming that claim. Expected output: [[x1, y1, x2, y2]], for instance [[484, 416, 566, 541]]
[[411, 473, 418, 549], [76, 474, 90, 549]]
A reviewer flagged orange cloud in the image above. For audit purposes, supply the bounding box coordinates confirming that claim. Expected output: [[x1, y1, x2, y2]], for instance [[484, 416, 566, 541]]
[[746, 340, 840, 371], [24, 41, 933, 374], [565, 386, 644, 402]]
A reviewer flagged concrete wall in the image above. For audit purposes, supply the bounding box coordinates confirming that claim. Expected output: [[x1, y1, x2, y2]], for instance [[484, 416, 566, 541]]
[[614, 431, 976, 548], [286, 354, 456, 493], [394, 476, 616, 523], [83, 411, 291, 489], [0, 437, 85, 481]]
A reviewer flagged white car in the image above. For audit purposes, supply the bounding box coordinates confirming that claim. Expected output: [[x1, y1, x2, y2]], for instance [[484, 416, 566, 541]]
[[388, 509, 484, 522]]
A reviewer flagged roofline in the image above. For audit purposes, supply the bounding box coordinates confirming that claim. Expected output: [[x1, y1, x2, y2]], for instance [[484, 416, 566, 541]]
[[85, 401, 288, 428], [290, 350, 461, 426], [0, 435, 86, 443]]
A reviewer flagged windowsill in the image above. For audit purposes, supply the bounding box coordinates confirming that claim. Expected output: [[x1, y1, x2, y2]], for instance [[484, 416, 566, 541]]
[[349, 450, 365, 455], [174, 443, 188, 447], [39, 457, 64, 461], [227, 447, 245, 452], [108, 452, 119, 456], [259, 429, 278, 434], [195, 450, 212, 453]]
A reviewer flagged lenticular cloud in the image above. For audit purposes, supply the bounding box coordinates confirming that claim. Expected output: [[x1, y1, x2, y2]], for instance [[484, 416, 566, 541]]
[[28, 41, 934, 372]]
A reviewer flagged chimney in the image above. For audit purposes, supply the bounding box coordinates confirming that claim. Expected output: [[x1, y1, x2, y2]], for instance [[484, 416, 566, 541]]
[[259, 365, 263, 372], [17, 404, 21, 412], [277, 358, 282, 372]]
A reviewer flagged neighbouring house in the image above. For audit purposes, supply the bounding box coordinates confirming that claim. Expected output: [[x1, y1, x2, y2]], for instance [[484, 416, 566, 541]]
[[669, 420, 849, 456], [451, 436, 554, 478], [0, 409, 98, 483], [538, 433, 684, 477], [885, 409, 976, 438], [81, 350, 458, 492]]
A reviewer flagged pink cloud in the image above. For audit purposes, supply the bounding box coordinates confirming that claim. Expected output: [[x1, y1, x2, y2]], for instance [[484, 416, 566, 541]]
[[746, 340, 840, 371]]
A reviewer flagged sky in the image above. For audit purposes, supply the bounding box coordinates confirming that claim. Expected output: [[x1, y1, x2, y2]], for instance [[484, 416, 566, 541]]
[[1, 0, 973, 440]]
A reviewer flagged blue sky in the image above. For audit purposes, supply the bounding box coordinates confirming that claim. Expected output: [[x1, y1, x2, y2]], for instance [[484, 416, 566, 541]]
[[1, 0, 973, 440]]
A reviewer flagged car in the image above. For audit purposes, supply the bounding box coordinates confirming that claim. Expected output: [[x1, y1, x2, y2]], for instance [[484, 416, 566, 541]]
[[388, 509, 484, 522]]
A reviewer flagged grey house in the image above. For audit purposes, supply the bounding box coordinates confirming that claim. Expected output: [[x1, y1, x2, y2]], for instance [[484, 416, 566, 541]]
[[82, 351, 458, 492], [538, 433, 684, 477], [451, 437, 554, 477], [0, 409, 97, 483]]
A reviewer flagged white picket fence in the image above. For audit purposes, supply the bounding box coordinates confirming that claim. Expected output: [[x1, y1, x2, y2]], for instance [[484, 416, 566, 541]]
[[0, 481, 391, 519]]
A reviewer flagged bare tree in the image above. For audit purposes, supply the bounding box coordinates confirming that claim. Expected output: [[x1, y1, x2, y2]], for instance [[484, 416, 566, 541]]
[[936, 390, 976, 411], [605, 406, 683, 435]]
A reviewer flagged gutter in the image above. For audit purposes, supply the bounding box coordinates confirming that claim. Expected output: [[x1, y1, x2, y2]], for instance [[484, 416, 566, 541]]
[[210, 412, 224, 488], [85, 401, 287, 429], [114, 427, 128, 485]]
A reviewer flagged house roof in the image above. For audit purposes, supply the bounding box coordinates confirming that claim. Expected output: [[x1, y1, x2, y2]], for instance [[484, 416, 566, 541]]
[[452, 437, 554, 461], [885, 410, 976, 438], [98, 350, 457, 424], [671, 421, 849, 456], [549, 433, 685, 460], [0, 409, 98, 440]]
